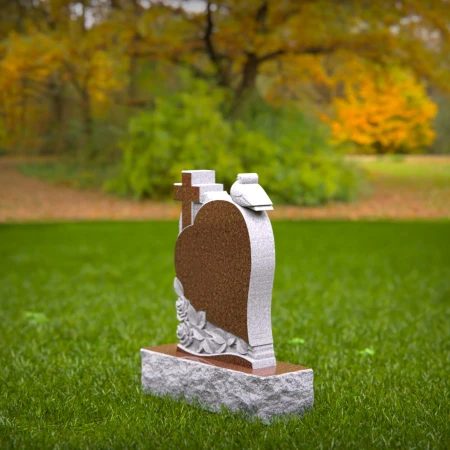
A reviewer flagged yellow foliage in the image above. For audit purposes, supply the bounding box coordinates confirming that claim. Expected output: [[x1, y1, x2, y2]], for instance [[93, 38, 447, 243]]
[[61, 34, 124, 113], [263, 54, 330, 106], [0, 25, 124, 150], [0, 32, 61, 149], [325, 68, 438, 154]]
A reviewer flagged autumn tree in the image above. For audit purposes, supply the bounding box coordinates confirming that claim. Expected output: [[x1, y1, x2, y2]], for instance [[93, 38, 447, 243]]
[[142, 0, 450, 114], [0, 0, 123, 156], [1, 0, 448, 156], [0, 31, 61, 151], [325, 67, 438, 154], [59, 4, 124, 157]]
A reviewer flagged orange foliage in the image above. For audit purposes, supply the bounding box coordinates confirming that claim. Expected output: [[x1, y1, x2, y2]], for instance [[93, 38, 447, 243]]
[[324, 68, 437, 154]]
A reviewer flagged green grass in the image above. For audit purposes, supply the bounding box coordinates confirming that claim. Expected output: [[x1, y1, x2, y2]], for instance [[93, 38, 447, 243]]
[[363, 160, 450, 180], [1, 221, 449, 449], [354, 156, 450, 189]]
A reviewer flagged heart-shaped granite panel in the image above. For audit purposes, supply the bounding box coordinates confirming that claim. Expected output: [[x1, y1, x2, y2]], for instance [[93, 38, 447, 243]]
[[175, 200, 251, 342]]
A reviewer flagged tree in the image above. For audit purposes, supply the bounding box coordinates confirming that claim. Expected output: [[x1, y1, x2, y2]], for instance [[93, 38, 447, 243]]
[[59, 11, 124, 158], [324, 67, 437, 154], [145, 0, 450, 113], [0, 0, 124, 156], [0, 31, 61, 151], [0, 0, 448, 156]]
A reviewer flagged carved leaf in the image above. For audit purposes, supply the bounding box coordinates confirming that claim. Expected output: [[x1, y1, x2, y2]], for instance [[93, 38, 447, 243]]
[[200, 339, 213, 353], [174, 277, 184, 297], [211, 332, 226, 345], [197, 311, 206, 329], [236, 339, 249, 355], [191, 340, 203, 353], [216, 343, 227, 353], [192, 327, 209, 341], [187, 306, 200, 325], [213, 328, 227, 339], [227, 337, 236, 346]]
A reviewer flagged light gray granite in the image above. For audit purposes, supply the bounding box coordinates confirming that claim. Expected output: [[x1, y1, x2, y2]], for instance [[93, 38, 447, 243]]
[[230, 173, 273, 211], [182, 175, 277, 368], [141, 348, 314, 423]]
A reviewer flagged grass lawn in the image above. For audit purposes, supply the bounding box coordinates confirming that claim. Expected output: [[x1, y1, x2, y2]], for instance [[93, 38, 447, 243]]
[[355, 155, 450, 187], [1, 221, 449, 448]]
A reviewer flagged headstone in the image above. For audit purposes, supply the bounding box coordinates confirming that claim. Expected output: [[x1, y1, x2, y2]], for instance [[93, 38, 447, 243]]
[[141, 170, 314, 422]]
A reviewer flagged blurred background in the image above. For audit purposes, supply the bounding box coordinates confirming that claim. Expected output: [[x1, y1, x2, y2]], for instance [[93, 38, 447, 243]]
[[0, 0, 449, 221]]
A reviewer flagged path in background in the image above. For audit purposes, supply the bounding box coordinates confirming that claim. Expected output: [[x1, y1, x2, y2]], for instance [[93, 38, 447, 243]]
[[1, 156, 449, 222], [0, 160, 179, 222]]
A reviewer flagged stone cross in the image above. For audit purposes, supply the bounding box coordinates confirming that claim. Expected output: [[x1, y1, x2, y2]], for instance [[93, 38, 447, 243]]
[[174, 170, 222, 230]]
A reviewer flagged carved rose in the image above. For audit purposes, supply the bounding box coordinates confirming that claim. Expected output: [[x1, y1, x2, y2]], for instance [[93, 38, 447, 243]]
[[177, 323, 193, 346], [176, 296, 189, 321], [174, 286, 254, 358]]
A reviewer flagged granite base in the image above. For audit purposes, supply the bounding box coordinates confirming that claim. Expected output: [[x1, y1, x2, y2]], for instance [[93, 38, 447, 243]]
[[141, 344, 314, 422]]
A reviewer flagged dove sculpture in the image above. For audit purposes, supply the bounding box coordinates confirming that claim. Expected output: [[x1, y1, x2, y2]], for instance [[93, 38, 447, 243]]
[[230, 173, 274, 211]]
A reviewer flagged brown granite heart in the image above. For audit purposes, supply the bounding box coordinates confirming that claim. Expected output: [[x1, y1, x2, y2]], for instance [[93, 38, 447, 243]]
[[174, 200, 251, 342]]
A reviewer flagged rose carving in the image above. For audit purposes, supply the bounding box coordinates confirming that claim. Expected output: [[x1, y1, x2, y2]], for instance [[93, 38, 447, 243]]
[[176, 296, 189, 321], [177, 323, 193, 347], [175, 278, 253, 359]]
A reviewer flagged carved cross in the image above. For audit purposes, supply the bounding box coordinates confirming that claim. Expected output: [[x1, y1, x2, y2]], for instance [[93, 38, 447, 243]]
[[174, 172, 200, 230]]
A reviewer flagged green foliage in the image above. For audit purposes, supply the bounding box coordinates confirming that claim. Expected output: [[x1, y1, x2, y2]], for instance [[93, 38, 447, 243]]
[[19, 162, 119, 190], [108, 88, 363, 205], [0, 221, 449, 448]]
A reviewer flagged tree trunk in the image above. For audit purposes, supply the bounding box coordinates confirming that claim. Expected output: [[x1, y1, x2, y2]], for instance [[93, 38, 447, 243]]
[[128, 52, 138, 101], [127, 1, 145, 106], [48, 76, 66, 154], [229, 53, 260, 118], [127, 33, 141, 105], [240, 53, 259, 92], [80, 90, 94, 161]]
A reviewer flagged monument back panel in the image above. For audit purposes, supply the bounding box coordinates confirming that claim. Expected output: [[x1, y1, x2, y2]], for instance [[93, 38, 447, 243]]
[[175, 200, 251, 342]]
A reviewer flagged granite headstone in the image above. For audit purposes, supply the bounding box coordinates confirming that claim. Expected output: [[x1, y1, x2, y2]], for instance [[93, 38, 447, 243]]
[[141, 170, 314, 422]]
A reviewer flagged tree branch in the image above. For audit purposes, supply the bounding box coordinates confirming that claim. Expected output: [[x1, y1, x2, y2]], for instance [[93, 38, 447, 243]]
[[202, 1, 233, 87], [258, 44, 338, 64], [255, 1, 268, 32], [258, 49, 286, 63], [204, 0, 220, 66]]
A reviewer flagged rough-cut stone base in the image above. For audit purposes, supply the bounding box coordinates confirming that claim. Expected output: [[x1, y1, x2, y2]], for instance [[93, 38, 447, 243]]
[[141, 344, 314, 422]]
